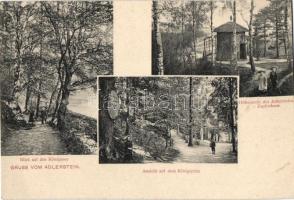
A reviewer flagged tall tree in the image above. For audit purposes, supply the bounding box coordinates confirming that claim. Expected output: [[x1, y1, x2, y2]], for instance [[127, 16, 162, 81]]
[[187, 1, 208, 67], [191, 1, 197, 66], [188, 77, 193, 147], [8, 2, 35, 98], [42, 1, 113, 130], [99, 77, 115, 162], [248, 0, 256, 72], [283, 0, 293, 71], [210, 0, 215, 66], [231, 0, 238, 70], [209, 77, 238, 153], [35, 14, 44, 118], [180, 0, 186, 69], [274, 0, 280, 58], [228, 78, 237, 153], [152, 1, 164, 75]]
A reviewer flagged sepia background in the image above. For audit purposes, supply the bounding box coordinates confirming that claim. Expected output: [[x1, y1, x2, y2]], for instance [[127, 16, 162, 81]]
[[2, 0, 294, 199]]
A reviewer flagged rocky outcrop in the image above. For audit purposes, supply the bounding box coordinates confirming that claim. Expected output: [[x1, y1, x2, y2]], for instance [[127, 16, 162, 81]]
[[1, 100, 26, 126]]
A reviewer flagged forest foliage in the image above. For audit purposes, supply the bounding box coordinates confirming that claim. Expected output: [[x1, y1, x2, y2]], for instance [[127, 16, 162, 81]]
[[152, 0, 293, 74], [99, 77, 238, 163], [0, 1, 113, 130]]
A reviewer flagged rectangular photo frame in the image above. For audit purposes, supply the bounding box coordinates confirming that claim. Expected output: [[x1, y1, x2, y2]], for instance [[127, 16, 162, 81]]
[[98, 75, 239, 164], [152, 0, 293, 97]]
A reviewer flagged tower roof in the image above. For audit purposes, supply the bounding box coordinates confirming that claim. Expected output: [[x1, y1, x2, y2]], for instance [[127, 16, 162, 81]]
[[214, 22, 248, 33]]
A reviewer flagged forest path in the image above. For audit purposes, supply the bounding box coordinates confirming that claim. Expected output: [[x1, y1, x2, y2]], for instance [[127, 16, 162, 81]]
[[1, 122, 68, 156], [170, 130, 237, 163], [277, 72, 293, 88]]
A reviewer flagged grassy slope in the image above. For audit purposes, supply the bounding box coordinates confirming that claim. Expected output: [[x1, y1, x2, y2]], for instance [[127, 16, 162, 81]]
[[59, 111, 97, 155], [173, 60, 293, 97]]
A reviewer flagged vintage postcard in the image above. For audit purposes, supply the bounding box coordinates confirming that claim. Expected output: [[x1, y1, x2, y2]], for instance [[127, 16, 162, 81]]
[[1, 0, 294, 200]]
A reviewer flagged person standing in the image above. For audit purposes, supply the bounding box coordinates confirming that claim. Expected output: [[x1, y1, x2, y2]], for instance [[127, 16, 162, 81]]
[[257, 71, 268, 96], [269, 67, 278, 94], [28, 109, 35, 125], [124, 135, 133, 162], [40, 107, 47, 124], [210, 140, 216, 155]]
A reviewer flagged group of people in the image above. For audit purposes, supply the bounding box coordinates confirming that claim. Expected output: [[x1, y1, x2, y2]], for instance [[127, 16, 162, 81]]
[[257, 67, 278, 96], [28, 106, 48, 125]]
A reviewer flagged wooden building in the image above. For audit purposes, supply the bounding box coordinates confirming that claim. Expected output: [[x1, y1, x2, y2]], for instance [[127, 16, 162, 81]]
[[214, 22, 248, 61]]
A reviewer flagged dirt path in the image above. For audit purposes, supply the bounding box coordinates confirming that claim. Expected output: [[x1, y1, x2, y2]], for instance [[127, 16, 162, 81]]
[[277, 72, 293, 88], [171, 130, 237, 163], [1, 122, 68, 156]]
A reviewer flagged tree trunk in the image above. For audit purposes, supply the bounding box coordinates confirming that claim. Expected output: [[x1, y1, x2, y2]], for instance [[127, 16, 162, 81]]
[[284, 0, 293, 71], [12, 33, 22, 98], [123, 78, 132, 161], [12, 5, 22, 99], [275, 2, 280, 59], [24, 63, 34, 112], [35, 80, 42, 118], [156, 19, 164, 75], [188, 77, 193, 147], [228, 78, 236, 153], [99, 77, 115, 162], [152, 1, 164, 75], [57, 73, 72, 131], [275, 25, 279, 58], [231, 0, 238, 70], [249, 0, 255, 73], [263, 24, 267, 57], [24, 84, 31, 112], [283, 32, 287, 56], [210, 1, 215, 66], [192, 2, 197, 68], [51, 46, 66, 123], [47, 80, 60, 116], [51, 85, 62, 123], [36, 22, 44, 119], [181, 1, 185, 69]]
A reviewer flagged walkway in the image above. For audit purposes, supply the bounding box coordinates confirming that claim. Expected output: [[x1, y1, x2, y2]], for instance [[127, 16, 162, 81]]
[[171, 130, 237, 163], [1, 122, 68, 156]]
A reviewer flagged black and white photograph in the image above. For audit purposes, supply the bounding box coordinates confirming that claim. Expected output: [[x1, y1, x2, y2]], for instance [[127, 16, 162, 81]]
[[0, 1, 113, 155], [99, 76, 238, 164], [152, 0, 293, 97]]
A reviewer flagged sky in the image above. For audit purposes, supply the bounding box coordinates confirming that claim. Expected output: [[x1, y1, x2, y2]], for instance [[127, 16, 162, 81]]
[[159, 0, 270, 30], [212, 0, 270, 28]]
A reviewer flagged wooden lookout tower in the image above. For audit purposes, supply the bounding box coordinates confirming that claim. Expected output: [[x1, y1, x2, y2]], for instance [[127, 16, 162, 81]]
[[214, 22, 248, 61]]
